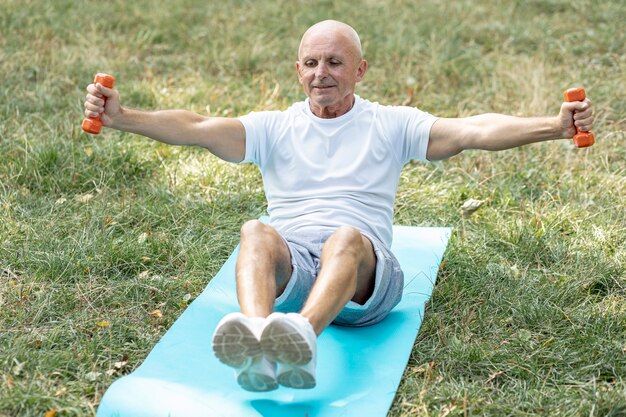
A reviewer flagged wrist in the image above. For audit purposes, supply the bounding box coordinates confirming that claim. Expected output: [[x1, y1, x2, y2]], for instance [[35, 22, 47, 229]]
[[532, 116, 566, 142], [109, 106, 128, 130], [549, 115, 568, 139]]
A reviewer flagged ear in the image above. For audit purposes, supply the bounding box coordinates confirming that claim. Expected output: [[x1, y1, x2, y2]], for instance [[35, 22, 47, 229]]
[[295, 61, 304, 85], [356, 59, 368, 83]]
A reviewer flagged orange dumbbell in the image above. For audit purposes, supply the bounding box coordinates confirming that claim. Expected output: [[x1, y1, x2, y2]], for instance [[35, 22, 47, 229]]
[[82, 73, 115, 134], [563, 87, 594, 148]]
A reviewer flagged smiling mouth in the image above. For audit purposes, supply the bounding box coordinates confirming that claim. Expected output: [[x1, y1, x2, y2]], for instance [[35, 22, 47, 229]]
[[312, 85, 335, 89]]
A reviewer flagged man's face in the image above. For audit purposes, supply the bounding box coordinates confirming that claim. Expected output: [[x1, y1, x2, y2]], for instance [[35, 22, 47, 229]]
[[296, 29, 367, 115]]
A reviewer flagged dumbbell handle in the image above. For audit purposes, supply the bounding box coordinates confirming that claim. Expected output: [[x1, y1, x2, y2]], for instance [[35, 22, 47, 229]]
[[563, 87, 594, 148], [82, 73, 115, 134]]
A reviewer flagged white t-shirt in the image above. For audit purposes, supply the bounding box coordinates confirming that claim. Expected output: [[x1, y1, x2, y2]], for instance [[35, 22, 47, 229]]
[[238, 95, 437, 247]]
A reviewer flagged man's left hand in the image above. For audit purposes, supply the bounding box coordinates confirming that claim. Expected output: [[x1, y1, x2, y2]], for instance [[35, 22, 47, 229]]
[[559, 98, 594, 138]]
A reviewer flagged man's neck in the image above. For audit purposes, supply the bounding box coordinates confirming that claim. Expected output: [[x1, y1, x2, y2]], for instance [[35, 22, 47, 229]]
[[309, 95, 355, 119]]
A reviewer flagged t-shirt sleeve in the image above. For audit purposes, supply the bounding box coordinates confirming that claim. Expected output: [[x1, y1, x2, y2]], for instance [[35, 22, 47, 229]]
[[238, 110, 283, 166], [382, 105, 438, 164], [237, 111, 265, 165]]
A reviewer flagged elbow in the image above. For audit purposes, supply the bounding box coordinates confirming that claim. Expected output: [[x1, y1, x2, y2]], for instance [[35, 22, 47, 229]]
[[426, 145, 462, 161], [462, 124, 492, 151]]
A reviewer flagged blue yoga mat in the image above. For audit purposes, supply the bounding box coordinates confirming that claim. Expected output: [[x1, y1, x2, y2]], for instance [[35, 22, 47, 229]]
[[96, 224, 451, 417]]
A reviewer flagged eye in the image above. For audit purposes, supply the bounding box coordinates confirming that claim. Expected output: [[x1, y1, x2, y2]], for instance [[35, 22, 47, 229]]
[[329, 60, 341, 66], [304, 60, 317, 67]]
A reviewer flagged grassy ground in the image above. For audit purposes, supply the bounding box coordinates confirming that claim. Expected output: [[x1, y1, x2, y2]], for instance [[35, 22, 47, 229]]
[[1, 0, 624, 416]]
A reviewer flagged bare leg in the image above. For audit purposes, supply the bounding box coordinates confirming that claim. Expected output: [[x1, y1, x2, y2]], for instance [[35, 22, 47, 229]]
[[235, 220, 293, 318], [299, 226, 376, 335]]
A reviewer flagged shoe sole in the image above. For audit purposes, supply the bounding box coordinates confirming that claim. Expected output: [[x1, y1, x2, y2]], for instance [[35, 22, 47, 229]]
[[277, 366, 316, 389], [212, 319, 261, 368], [260, 318, 313, 366], [238, 370, 279, 392]]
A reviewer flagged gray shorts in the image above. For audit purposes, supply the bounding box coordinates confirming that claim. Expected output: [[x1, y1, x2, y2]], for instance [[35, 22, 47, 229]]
[[273, 229, 404, 327]]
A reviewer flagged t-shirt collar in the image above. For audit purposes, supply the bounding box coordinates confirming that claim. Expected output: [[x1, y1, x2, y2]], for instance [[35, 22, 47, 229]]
[[303, 95, 361, 123]]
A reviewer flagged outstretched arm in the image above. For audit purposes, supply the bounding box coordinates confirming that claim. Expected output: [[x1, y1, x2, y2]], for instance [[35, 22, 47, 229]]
[[426, 97, 594, 161], [84, 82, 246, 163]]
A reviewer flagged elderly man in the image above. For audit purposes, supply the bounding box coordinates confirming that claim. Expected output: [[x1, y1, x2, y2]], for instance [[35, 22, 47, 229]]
[[83, 20, 594, 392]]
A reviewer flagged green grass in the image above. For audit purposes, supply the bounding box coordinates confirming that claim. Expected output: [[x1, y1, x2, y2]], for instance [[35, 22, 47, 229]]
[[1, 0, 625, 416]]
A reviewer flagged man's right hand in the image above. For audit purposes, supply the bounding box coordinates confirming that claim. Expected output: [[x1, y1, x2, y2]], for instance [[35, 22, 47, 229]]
[[84, 82, 122, 128]]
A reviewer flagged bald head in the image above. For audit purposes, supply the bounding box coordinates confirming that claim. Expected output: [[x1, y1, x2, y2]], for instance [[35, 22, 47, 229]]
[[295, 20, 368, 118], [298, 20, 363, 60]]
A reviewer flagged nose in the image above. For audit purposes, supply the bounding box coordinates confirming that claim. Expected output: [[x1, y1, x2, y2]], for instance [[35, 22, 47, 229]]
[[315, 62, 329, 79]]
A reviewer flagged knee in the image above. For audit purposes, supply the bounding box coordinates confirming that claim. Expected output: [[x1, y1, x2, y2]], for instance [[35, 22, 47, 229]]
[[327, 226, 366, 257], [240, 219, 266, 238], [332, 225, 363, 241], [240, 220, 283, 248]]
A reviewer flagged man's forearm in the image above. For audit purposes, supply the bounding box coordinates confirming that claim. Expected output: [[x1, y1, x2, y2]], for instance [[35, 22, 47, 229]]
[[467, 113, 563, 151], [111, 108, 209, 147]]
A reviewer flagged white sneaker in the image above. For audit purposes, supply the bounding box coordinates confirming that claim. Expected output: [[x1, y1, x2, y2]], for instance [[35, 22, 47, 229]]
[[276, 361, 316, 389], [236, 356, 278, 392], [212, 312, 278, 392], [260, 312, 317, 389]]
